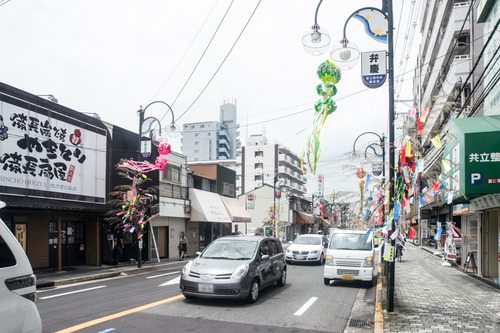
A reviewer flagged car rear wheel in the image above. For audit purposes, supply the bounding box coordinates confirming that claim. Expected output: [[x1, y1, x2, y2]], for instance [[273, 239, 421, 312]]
[[277, 268, 286, 287], [318, 254, 325, 265], [324, 278, 331, 286], [247, 279, 260, 303]]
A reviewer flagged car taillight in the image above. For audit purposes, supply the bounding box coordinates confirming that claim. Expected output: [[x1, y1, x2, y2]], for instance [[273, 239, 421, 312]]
[[5, 274, 37, 302]]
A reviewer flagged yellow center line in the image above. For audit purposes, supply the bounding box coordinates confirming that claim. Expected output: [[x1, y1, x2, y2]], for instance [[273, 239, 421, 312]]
[[54, 294, 184, 333]]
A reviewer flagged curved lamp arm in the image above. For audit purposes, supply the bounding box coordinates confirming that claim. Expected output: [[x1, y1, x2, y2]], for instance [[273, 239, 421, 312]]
[[313, 0, 324, 26], [352, 131, 384, 152], [140, 101, 175, 130]]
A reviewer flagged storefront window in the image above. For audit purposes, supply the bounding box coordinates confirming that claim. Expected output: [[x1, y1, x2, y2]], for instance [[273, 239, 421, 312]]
[[469, 220, 478, 252]]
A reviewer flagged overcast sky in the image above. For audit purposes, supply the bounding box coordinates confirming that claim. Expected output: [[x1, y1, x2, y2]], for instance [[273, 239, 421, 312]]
[[0, 0, 421, 199]]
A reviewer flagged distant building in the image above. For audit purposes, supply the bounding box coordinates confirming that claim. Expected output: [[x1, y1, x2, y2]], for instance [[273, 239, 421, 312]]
[[182, 101, 241, 161], [237, 134, 307, 198]]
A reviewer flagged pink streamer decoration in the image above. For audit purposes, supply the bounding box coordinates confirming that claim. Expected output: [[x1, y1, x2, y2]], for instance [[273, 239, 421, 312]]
[[410, 106, 416, 118]]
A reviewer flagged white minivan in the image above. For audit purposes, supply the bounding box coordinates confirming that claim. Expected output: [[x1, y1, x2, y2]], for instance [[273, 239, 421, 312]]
[[323, 229, 378, 286], [0, 202, 42, 333]]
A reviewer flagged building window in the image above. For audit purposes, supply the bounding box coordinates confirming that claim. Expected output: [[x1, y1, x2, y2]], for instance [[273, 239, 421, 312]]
[[255, 175, 262, 181], [194, 150, 199, 154], [195, 133, 199, 137], [200, 124, 205, 128], [222, 182, 235, 197], [163, 164, 181, 183], [255, 163, 263, 169], [255, 151, 263, 157], [190, 125, 195, 129], [195, 141, 199, 145]]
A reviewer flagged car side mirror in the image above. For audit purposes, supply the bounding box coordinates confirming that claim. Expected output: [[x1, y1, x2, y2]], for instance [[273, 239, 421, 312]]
[[288, 241, 293, 244], [261, 254, 270, 261], [196, 251, 201, 256]]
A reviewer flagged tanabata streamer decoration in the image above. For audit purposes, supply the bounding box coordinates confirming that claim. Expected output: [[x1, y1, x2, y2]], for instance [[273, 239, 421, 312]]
[[106, 142, 172, 240], [301, 59, 341, 175]]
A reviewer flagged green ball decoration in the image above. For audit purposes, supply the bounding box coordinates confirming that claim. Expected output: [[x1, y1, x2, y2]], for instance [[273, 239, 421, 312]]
[[317, 59, 341, 85]]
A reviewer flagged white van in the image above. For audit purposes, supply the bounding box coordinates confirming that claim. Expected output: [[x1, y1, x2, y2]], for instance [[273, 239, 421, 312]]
[[323, 229, 378, 286], [0, 204, 42, 333]]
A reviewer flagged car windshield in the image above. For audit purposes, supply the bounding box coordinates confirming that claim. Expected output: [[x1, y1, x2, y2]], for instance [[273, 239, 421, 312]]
[[201, 240, 257, 260], [329, 233, 372, 250], [293, 236, 322, 245]]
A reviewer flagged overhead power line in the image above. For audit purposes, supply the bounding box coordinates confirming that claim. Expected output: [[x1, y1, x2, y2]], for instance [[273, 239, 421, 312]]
[[175, 0, 262, 122], [170, 0, 235, 108], [149, 0, 221, 102]]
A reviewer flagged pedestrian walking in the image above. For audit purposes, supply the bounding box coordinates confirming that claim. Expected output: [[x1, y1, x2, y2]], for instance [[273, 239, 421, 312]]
[[112, 232, 124, 265], [179, 231, 190, 261]]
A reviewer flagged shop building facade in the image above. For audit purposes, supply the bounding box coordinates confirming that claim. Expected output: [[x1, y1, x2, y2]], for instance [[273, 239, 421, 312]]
[[0, 82, 108, 270]]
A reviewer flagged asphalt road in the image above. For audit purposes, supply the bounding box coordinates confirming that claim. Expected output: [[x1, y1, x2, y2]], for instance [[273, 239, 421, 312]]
[[37, 262, 371, 333]]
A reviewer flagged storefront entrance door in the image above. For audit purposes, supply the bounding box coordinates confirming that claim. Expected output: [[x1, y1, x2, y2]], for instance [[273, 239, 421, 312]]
[[481, 210, 498, 278], [49, 221, 86, 267]]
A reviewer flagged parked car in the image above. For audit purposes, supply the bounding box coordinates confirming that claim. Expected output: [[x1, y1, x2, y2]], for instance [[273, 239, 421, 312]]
[[180, 235, 286, 303], [285, 234, 328, 265], [0, 202, 42, 333], [323, 229, 379, 286]]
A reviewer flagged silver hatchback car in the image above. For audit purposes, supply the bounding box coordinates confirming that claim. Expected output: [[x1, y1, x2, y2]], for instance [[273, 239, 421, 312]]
[[180, 236, 286, 303]]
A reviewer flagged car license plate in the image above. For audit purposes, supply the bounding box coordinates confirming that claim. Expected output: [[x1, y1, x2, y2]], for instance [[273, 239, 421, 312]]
[[342, 274, 354, 280], [199, 283, 213, 293], [296, 255, 305, 260]]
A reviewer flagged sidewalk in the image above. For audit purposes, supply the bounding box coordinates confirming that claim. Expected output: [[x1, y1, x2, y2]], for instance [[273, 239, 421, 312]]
[[381, 243, 500, 333], [35, 257, 184, 288]]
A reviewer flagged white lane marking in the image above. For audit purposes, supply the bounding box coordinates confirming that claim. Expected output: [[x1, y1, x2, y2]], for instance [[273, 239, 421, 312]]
[[159, 276, 180, 287], [294, 297, 318, 316], [147, 271, 180, 279], [39, 285, 106, 300]]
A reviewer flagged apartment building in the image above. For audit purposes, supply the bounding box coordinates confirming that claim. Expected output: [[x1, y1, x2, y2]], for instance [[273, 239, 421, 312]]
[[237, 134, 307, 198], [413, 0, 499, 281], [182, 101, 241, 162]]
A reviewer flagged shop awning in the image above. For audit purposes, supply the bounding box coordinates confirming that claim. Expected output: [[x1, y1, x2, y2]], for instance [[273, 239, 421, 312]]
[[221, 196, 251, 223], [189, 188, 232, 223], [297, 212, 314, 225]]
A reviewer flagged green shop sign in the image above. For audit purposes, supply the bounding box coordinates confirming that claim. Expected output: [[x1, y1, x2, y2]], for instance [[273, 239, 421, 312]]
[[442, 115, 500, 202]]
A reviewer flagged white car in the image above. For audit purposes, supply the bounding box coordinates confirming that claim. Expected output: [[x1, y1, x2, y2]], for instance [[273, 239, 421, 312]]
[[0, 202, 42, 333], [285, 234, 328, 265]]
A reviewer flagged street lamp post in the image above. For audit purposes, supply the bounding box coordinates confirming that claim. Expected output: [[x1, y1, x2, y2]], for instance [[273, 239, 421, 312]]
[[302, 0, 396, 312], [274, 176, 285, 239], [352, 132, 386, 179], [137, 101, 177, 268]]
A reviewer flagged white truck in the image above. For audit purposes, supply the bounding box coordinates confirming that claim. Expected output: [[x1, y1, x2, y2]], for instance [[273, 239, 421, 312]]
[[323, 229, 379, 286]]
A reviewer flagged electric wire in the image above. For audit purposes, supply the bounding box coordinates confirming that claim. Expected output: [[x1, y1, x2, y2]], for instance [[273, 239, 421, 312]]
[[169, 0, 235, 109], [175, 0, 262, 123], [149, 0, 221, 102]]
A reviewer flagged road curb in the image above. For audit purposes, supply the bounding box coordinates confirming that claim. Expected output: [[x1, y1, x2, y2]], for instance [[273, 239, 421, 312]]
[[374, 265, 384, 333]]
